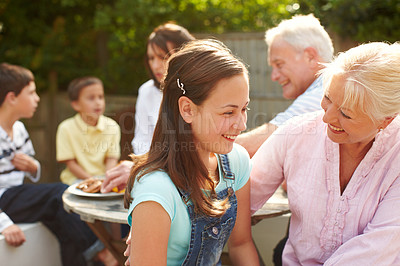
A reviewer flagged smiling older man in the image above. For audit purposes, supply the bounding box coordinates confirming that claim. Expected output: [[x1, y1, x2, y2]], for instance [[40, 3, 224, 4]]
[[236, 14, 334, 157]]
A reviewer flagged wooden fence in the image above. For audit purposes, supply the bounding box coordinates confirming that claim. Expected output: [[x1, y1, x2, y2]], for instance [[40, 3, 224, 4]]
[[26, 32, 295, 183], [24, 93, 135, 183], [196, 32, 293, 127]]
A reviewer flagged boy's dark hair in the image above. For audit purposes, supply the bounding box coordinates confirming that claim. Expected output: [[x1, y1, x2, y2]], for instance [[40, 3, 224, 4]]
[[67, 76, 103, 101], [0, 63, 34, 106]]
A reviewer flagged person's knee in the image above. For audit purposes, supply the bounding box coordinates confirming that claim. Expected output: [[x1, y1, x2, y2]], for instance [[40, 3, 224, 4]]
[[48, 183, 68, 198]]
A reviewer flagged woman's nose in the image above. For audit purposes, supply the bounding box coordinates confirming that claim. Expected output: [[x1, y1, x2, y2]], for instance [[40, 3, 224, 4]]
[[154, 58, 163, 69], [322, 103, 335, 124]]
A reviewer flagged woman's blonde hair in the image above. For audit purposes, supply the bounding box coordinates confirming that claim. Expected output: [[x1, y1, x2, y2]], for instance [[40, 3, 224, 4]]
[[321, 42, 400, 122]]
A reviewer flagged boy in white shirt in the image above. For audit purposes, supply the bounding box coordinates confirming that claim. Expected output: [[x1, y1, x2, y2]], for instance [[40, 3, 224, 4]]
[[0, 63, 117, 266]]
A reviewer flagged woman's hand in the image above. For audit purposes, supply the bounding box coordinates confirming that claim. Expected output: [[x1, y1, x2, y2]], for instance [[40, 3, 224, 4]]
[[2, 224, 26, 247], [101, 160, 134, 193]]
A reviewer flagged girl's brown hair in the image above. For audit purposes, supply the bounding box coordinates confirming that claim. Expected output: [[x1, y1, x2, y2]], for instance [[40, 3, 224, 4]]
[[145, 22, 195, 88], [124, 39, 247, 217]]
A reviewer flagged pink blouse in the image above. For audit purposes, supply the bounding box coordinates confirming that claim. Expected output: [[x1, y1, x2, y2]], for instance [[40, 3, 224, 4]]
[[251, 111, 400, 265]]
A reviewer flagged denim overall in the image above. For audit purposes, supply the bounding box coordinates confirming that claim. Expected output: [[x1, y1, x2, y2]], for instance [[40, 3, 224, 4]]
[[180, 154, 237, 266]]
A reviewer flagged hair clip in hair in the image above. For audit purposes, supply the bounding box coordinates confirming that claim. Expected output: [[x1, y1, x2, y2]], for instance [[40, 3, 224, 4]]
[[177, 78, 186, 95]]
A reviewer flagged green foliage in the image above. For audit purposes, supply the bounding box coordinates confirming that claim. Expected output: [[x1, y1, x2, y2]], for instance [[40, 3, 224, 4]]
[[299, 0, 400, 43], [0, 0, 295, 95], [0, 0, 108, 91], [1, 0, 397, 95]]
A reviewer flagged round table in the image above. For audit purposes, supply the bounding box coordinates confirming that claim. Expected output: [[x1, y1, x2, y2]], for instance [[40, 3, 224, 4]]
[[63, 185, 290, 265], [62, 190, 127, 265]]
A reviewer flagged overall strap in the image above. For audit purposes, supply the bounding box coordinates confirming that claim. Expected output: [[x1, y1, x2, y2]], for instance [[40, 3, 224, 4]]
[[178, 154, 235, 204], [177, 187, 191, 206], [217, 154, 235, 187]]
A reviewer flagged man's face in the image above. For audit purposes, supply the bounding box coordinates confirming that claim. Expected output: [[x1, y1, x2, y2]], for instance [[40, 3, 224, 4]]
[[268, 37, 317, 100]]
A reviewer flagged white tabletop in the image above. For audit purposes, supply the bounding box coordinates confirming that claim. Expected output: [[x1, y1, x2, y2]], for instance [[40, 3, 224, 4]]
[[63, 186, 289, 225]]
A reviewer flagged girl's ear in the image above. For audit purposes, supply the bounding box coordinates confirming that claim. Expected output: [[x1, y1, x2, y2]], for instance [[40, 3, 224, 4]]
[[178, 96, 196, 123]]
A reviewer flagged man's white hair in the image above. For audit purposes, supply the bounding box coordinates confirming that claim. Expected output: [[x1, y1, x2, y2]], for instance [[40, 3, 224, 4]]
[[266, 14, 334, 62]]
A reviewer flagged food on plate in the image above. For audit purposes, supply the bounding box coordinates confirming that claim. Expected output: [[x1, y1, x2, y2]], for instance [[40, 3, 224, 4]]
[[76, 177, 103, 193], [111, 187, 125, 193], [76, 177, 125, 194]]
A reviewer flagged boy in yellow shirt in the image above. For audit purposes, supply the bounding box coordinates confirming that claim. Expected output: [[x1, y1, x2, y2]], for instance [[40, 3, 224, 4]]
[[56, 77, 121, 185]]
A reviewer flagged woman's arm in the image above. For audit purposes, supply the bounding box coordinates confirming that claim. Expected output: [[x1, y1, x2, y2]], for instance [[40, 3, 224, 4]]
[[129, 201, 171, 266], [228, 181, 259, 266], [101, 160, 133, 193], [105, 157, 118, 171], [250, 128, 287, 214], [235, 123, 278, 157]]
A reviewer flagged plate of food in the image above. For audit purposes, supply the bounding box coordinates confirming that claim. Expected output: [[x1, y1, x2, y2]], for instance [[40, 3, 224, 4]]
[[67, 177, 124, 198]]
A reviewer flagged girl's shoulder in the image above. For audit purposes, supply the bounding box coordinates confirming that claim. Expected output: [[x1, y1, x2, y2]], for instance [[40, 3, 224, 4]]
[[130, 170, 182, 221], [128, 170, 182, 226], [133, 170, 180, 201], [226, 143, 250, 164], [136, 170, 175, 188]]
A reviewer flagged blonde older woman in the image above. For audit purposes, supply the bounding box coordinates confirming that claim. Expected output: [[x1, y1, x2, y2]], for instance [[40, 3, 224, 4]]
[[250, 42, 400, 265]]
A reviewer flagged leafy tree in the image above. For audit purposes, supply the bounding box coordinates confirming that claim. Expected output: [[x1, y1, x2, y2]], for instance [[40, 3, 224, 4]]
[[0, 0, 294, 95], [2, 0, 397, 95], [0, 0, 110, 90], [87, 0, 296, 94], [299, 0, 400, 43]]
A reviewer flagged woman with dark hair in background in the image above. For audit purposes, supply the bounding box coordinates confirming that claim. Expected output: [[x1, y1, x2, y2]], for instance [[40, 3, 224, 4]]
[[101, 23, 194, 193]]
